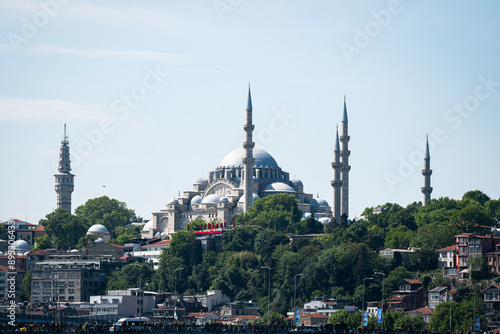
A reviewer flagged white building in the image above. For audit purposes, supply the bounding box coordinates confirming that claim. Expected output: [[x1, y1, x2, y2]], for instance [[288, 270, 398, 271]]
[[84, 288, 156, 317], [437, 246, 455, 269], [195, 290, 231, 312], [132, 240, 171, 270]]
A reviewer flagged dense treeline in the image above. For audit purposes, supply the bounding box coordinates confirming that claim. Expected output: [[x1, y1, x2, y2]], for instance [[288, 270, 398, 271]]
[[108, 190, 499, 331], [35, 190, 500, 331]]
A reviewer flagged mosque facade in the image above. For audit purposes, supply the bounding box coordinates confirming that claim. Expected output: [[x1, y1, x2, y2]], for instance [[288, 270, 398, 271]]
[[142, 88, 332, 239]]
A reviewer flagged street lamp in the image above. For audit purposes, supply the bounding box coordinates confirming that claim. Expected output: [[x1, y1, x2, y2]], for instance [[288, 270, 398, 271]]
[[293, 274, 303, 326], [374, 272, 385, 329], [174, 267, 184, 297], [261, 266, 271, 327], [361, 277, 373, 327]]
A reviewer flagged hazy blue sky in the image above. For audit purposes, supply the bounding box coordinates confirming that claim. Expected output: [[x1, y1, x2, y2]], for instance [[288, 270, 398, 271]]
[[1, 1, 499, 224]]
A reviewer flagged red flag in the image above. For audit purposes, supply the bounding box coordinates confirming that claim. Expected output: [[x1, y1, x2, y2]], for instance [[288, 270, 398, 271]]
[[242, 221, 245, 226], [187, 224, 189, 231], [233, 222, 236, 228]]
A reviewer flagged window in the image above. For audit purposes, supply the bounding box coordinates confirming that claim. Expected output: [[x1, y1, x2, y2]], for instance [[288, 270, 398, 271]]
[[68, 273, 75, 279], [68, 289, 74, 294]]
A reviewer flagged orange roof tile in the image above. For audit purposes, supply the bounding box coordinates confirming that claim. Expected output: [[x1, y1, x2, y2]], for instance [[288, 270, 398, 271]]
[[437, 246, 455, 251]]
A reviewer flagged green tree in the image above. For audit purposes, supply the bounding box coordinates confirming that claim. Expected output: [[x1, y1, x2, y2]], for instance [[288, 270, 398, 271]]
[[110, 225, 142, 245], [463, 190, 490, 206], [408, 249, 438, 271], [254, 311, 285, 326], [328, 309, 362, 329], [168, 230, 203, 270], [240, 194, 302, 232], [75, 234, 98, 249], [39, 208, 86, 250], [74, 196, 140, 238], [33, 234, 57, 250], [293, 217, 324, 235], [106, 262, 154, 291], [451, 200, 493, 233], [20, 271, 31, 302]]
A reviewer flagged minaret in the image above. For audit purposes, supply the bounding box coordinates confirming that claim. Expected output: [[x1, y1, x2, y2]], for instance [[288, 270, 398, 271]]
[[340, 95, 351, 218], [243, 85, 255, 212], [421, 134, 433, 205], [331, 125, 342, 223], [54, 124, 75, 212]]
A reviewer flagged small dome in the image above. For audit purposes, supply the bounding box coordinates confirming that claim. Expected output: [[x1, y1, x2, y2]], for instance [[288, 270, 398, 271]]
[[160, 232, 168, 238], [194, 177, 208, 185], [290, 177, 303, 186], [191, 195, 203, 204], [304, 212, 312, 218], [318, 217, 331, 224], [12, 240, 30, 252], [316, 198, 330, 207], [142, 220, 154, 231], [95, 237, 105, 243], [263, 182, 296, 193], [168, 198, 179, 205], [238, 193, 260, 203], [201, 194, 221, 204], [154, 232, 161, 238], [309, 198, 319, 207], [87, 224, 109, 234], [219, 148, 280, 169], [219, 197, 229, 203]]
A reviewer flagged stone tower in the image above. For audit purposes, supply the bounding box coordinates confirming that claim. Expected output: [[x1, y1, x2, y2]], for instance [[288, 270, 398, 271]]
[[54, 124, 74, 212], [331, 126, 342, 222], [243, 85, 255, 212], [421, 134, 433, 205], [340, 96, 351, 217]]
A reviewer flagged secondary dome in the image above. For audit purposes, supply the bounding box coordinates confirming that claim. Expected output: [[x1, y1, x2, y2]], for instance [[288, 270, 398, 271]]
[[238, 193, 260, 203], [168, 198, 179, 205], [142, 220, 154, 231], [194, 177, 208, 184], [202, 194, 221, 204], [290, 177, 303, 186], [87, 224, 109, 234], [318, 217, 331, 224], [191, 195, 203, 204], [263, 182, 296, 192], [219, 148, 279, 169], [316, 198, 329, 207], [12, 240, 30, 252]]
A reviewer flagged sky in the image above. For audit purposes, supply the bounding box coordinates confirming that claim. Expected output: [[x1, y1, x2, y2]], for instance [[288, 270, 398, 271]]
[[1, 0, 500, 224]]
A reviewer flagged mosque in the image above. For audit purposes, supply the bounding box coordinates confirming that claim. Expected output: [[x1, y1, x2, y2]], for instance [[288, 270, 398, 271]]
[[54, 86, 433, 241], [141, 87, 335, 239]]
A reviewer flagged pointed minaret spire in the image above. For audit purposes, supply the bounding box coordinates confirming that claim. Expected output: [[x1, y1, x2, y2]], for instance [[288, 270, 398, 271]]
[[246, 82, 252, 111], [421, 134, 433, 205], [243, 85, 255, 212], [331, 124, 342, 222], [55, 124, 75, 212], [340, 96, 351, 218], [342, 95, 348, 123]]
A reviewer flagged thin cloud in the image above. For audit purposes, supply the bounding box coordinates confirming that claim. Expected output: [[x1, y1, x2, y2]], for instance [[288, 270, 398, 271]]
[[0, 43, 190, 63], [0, 97, 108, 122]]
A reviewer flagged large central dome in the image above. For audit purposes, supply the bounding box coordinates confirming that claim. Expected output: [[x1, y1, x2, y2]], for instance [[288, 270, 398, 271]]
[[219, 148, 279, 168]]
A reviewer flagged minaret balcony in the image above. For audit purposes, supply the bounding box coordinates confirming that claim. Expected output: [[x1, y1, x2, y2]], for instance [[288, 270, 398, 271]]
[[421, 170, 433, 176], [421, 186, 433, 193], [243, 125, 255, 132], [242, 158, 255, 164], [331, 180, 343, 187], [243, 142, 255, 149]]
